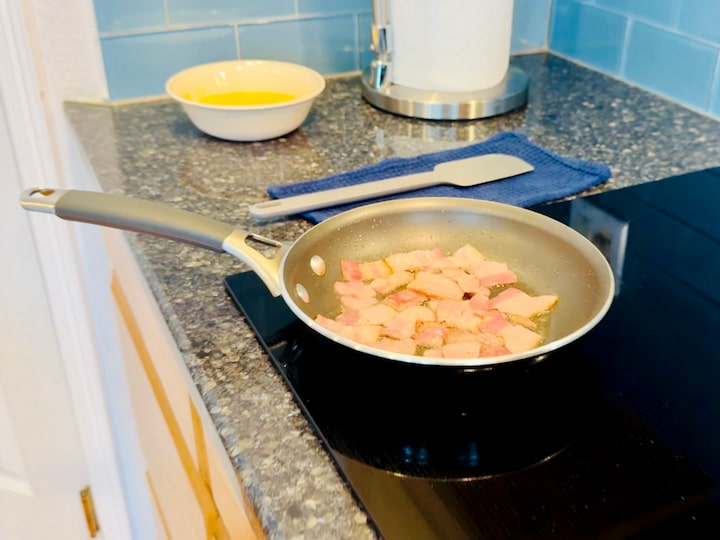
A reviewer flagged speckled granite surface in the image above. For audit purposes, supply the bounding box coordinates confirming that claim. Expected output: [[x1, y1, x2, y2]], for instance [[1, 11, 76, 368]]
[[65, 53, 720, 540]]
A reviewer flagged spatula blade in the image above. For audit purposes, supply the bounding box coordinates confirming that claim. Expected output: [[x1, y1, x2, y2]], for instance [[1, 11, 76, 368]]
[[434, 154, 534, 187]]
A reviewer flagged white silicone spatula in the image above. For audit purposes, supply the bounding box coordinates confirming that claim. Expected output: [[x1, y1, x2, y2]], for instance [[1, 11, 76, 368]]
[[248, 153, 534, 219]]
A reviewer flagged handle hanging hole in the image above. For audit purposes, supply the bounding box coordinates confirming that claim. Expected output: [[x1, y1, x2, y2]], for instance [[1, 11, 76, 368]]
[[244, 232, 283, 258], [29, 188, 56, 197]]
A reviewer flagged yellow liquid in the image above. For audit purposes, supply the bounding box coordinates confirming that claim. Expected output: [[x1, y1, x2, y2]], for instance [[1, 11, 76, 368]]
[[197, 91, 295, 106]]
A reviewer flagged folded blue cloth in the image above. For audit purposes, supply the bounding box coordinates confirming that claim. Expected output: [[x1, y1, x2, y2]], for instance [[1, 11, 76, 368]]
[[267, 131, 611, 223]]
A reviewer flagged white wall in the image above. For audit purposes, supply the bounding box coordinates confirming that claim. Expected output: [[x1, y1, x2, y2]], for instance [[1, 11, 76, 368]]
[[0, 0, 133, 537]]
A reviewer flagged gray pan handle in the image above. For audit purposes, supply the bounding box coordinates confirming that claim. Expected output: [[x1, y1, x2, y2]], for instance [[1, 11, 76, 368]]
[[20, 188, 287, 296], [21, 188, 233, 250]]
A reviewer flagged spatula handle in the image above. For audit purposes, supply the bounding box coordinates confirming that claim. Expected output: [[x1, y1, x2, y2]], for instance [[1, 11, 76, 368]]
[[248, 170, 436, 219]]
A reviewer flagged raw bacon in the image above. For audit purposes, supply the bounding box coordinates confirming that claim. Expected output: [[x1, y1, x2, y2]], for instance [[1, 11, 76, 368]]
[[359, 259, 392, 280], [315, 315, 382, 345], [498, 324, 543, 354], [414, 322, 448, 349], [317, 244, 559, 359], [489, 287, 558, 318], [339, 295, 378, 310], [370, 270, 414, 295], [340, 259, 362, 281], [448, 243, 486, 267], [384, 289, 428, 310], [407, 271, 465, 301], [358, 303, 397, 325], [385, 248, 444, 273], [334, 280, 376, 298]]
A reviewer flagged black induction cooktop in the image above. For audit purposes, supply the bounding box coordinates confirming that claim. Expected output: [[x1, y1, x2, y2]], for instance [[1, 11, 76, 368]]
[[225, 167, 720, 539]]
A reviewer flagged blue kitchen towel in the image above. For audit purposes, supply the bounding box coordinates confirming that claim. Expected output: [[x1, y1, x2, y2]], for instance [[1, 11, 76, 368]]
[[266, 131, 612, 223]]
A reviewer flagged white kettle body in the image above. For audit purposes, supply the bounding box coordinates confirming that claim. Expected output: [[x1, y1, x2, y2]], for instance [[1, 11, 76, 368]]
[[362, 0, 528, 120], [391, 0, 513, 92]]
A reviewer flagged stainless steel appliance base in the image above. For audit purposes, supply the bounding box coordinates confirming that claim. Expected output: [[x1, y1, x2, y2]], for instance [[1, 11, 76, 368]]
[[361, 65, 529, 120]]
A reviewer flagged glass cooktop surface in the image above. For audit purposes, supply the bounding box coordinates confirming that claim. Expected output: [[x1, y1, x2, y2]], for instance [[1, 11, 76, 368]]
[[225, 167, 720, 539]]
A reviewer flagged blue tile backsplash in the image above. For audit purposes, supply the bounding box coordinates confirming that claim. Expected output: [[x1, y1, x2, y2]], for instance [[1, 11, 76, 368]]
[[624, 21, 717, 112], [550, 0, 720, 119], [94, 0, 720, 119], [94, 0, 165, 33], [550, 0, 627, 74], [100, 27, 238, 102], [166, 0, 295, 25], [237, 16, 359, 74]]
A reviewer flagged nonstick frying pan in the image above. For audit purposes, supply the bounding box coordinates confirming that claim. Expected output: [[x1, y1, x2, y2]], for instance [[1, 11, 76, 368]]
[[20, 188, 614, 367]]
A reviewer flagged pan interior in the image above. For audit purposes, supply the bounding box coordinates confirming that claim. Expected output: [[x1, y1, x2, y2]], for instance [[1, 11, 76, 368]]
[[280, 198, 613, 357]]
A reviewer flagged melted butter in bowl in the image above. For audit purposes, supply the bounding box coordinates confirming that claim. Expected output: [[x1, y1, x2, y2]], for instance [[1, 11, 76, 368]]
[[196, 91, 296, 106]]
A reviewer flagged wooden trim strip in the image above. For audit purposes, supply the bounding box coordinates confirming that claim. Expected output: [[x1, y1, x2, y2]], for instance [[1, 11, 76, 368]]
[[191, 398, 231, 540], [145, 471, 172, 540], [111, 274, 221, 538], [191, 398, 211, 491]]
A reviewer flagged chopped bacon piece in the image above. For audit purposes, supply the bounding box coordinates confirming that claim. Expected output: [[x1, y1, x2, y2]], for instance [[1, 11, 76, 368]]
[[479, 345, 510, 357], [381, 306, 435, 340], [498, 324, 543, 353], [370, 271, 414, 295], [429, 256, 464, 271], [468, 291, 491, 311], [439, 267, 469, 281], [508, 313, 537, 329], [340, 295, 378, 310], [467, 261, 518, 288], [396, 305, 436, 324], [340, 259, 362, 281], [353, 325, 384, 345], [467, 260, 510, 278], [334, 280, 376, 298], [478, 310, 510, 334], [407, 271, 464, 301], [432, 300, 483, 333], [315, 314, 347, 333], [385, 248, 443, 273], [414, 322, 448, 349], [440, 268, 487, 295], [381, 316, 417, 339], [359, 259, 392, 280], [383, 289, 428, 310], [489, 287, 558, 317], [315, 315, 382, 345], [335, 309, 360, 325], [358, 303, 397, 325], [451, 244, 486, 268], [434, 299, 470, 327], [445, 328, 480, 344], [479, 270, 518, 288], [476, 332, 508, 356]]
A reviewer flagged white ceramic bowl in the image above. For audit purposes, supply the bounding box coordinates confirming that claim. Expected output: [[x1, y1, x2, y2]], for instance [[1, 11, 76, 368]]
[[166, 60, 326, 142]]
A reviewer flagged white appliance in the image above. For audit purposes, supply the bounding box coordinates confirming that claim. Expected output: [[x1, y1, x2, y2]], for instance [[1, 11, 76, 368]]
[[362, 0, 529, 120]]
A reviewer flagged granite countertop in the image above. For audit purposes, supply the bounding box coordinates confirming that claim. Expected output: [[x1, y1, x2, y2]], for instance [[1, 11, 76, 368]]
[[66, 53, 720, 540]]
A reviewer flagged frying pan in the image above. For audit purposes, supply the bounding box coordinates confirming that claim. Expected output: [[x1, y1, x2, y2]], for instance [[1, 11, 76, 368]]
[[20, 188, 614, 367]]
